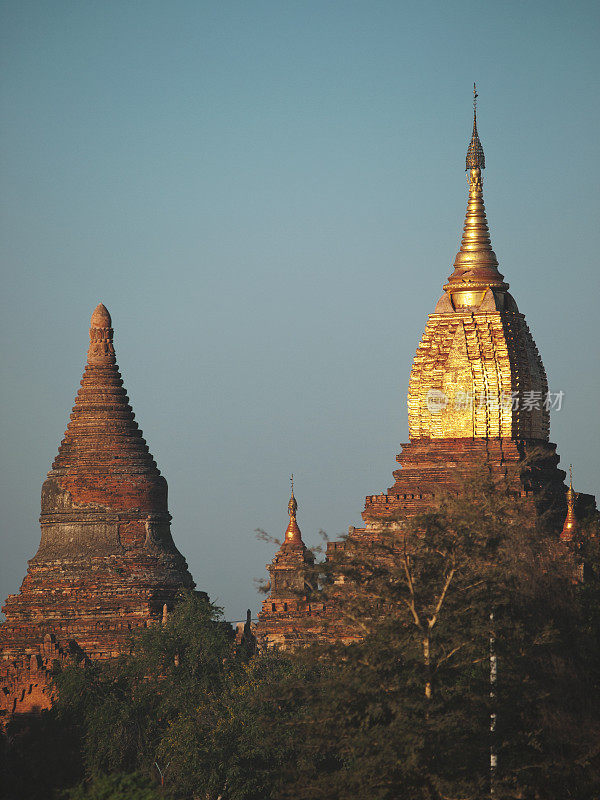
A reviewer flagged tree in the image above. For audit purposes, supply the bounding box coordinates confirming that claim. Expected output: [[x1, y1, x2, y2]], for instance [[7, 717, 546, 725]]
[[51, 590, 311, 799], [61, 772, 163, 800], [11, 476, 599, 800], [259, 472, 600, 799], [52, 591, 238, 797]]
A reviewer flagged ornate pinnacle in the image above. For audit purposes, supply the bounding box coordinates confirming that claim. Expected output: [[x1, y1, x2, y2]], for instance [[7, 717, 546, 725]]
[[466, 82, 485, 170], [444, 87, 508, 299], [561, 465, 578, 542], [285, 474, 302, 544], [87, 303, 116, 366], [288, 474, 298, 520]]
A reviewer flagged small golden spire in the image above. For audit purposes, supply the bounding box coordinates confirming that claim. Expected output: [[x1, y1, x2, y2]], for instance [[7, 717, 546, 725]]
[[444, 86, 508, 304], [284, 474, 302, 544], [561, 465, 578, 542], [288, 474, 297, 516]]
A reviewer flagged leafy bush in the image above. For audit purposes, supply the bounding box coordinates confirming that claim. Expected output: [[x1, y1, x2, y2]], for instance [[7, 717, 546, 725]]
[[62, 772, 163, 800]]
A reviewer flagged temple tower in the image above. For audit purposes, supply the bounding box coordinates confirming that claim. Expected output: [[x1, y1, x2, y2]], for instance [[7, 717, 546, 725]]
[[361, 86, 568, 528], [257, 478, 317, 648], [0, 305, 194, 714], [257, 89, 594, 647]]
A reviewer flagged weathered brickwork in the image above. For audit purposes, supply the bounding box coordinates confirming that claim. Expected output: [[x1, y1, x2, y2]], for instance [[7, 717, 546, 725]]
[[0, 305, 194, 719], [363, 438, 565, 525], [0, 635, 77, 716]]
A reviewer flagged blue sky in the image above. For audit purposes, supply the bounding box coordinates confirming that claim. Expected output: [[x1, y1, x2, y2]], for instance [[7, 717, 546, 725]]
[[1, 0, 599, 620]]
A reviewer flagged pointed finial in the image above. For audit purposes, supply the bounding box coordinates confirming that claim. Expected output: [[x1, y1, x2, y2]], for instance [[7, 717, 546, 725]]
[[90, 303, 111, 329], [443, 87, 508, 301], [561, 464, 578, 542], [87, 303, 115, 366], [288, 474, 298, 520], [284, 475, 301, 543], [466, 83, 485, 170]]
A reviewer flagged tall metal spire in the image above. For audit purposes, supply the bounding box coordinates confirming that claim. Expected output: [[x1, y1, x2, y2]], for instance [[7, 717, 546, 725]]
[[444, 85, 508, 305], [466, 83, 485, 170]]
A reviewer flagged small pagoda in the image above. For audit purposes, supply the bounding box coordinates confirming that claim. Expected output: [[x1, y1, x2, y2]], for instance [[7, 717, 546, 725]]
[[257, 478, 320, 648]]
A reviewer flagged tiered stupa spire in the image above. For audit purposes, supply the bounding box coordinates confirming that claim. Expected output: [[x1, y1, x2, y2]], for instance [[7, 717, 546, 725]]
[[44, 303, 167, 513], [405, 87, 550, 442], [284, 475, 303, 544], [445, 84, 508, 305], [1, 305, 194, 715]]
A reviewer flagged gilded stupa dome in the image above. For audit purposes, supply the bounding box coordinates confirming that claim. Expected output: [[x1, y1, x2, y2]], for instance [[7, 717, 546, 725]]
[[407, 87, 549, 442]]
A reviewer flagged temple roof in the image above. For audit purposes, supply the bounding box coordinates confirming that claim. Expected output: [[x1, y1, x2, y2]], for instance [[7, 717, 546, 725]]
[[44, 304, 167, 514]]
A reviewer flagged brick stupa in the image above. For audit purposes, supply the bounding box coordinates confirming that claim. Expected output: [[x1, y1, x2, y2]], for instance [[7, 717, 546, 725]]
[[0, 304, 194, 715], [258, 481, 317, 648], [256, 89, 596, 647]]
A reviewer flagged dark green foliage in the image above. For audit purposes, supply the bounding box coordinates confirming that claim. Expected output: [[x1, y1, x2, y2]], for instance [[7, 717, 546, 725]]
[[260, 476, 600, 799], [61, 772, 162, 800], [3, 480, 600, 799], [48, 593, 313, 799], [52, 591, 238, 796]]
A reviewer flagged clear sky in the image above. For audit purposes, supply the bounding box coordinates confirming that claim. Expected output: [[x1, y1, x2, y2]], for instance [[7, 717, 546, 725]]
[[1, 0, 599, 621]]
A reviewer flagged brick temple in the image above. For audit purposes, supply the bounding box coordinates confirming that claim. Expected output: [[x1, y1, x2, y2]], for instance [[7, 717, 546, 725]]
[[0, 304, 194, 716], [0, 90, 596, 710], [256, 90, 596, 647]]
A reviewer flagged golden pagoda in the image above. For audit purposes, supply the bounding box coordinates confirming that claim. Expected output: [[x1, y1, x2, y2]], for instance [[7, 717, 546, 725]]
[[408, 85, 548, 442], [256, 88, 591, 648], [360, 85, 564, 529]]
